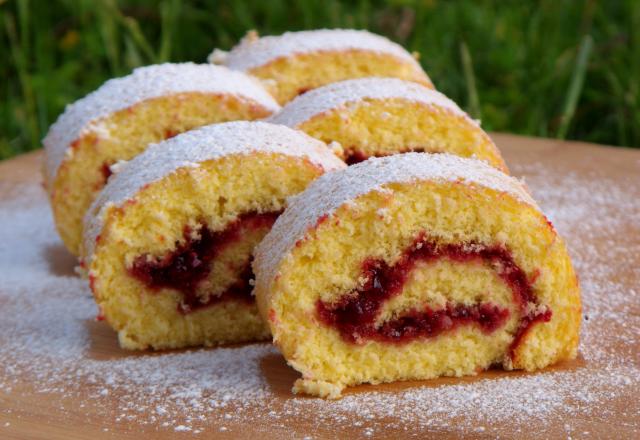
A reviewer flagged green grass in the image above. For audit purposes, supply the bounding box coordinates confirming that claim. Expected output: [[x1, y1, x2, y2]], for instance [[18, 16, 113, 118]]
[[1, 0, 639, 160]]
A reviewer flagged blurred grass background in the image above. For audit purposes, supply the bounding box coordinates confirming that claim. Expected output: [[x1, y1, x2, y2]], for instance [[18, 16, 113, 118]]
[[1, 0, 639, 160]]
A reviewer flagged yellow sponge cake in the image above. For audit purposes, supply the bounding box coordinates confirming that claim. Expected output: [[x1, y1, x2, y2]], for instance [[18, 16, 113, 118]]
[[82, 121, 345, 350], [212, 29, 433, 104], [270, 77, 507, 171], [44, 63, 280, 255], [253, 153, 580, 398]]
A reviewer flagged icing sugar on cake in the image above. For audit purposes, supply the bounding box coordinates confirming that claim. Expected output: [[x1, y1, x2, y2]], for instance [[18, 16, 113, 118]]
[[83, 121, 345, 260], [43, 63, 280, 185], [217, 29, 422, 72], [255, 153, 538, 290], [0, 150, 639, 437], [269, 77, 474, 128]]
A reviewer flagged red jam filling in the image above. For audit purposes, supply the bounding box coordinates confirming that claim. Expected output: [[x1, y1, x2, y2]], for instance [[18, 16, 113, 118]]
[[344, 151, 371, 165], [100, 162, 113, 184], [128, 211, 281, 314], [316, 234, 550, 356], [164, 128, 179, 139], [318, 300, 510, 344]]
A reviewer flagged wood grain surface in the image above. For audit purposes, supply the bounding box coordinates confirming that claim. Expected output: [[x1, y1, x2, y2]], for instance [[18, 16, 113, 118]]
[[0, 133, 638, 439]]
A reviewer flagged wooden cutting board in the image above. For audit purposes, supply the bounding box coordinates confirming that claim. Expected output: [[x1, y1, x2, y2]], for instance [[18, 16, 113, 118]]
[[1, 133, 639, 439]]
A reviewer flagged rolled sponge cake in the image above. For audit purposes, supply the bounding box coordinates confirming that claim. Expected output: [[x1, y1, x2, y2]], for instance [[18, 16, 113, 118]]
[[269, 77, 508, 171], [82, 121, 345, 350], [44, 63, 280, 255], [253, 153, 581, 398], [212, 29, 433, 104]]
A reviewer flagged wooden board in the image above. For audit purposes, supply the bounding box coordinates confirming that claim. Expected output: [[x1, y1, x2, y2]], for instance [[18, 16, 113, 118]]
[[1, 133, 639, 439]]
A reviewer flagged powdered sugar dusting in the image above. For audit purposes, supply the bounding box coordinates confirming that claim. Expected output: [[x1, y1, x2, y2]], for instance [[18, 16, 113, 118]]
[[255, 153, 538, 293], [82, 121, 345, 260], [43, 63, 280, 185], [269, 78, 471, 128], [1, 147, 639, 437], [219, 29, 424, 72]]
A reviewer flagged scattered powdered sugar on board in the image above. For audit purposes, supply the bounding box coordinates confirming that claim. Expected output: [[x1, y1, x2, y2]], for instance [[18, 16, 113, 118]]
[[1, 157, 639, 438]]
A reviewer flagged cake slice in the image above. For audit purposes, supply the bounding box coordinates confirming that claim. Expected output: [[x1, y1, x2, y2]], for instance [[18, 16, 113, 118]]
[[212, 29, 432, 104], [44, 63, 279, 255], [270, 77, 507, 171], [253, 153, 581, 398], [82, 121, 345, 350]]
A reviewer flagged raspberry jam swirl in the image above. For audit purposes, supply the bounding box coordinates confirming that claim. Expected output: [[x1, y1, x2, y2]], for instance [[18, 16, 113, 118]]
[[317, 234, 550, 356], [129, 211, 281, 314]]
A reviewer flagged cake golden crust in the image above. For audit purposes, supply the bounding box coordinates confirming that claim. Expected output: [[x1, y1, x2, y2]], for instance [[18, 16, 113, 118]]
[[83, 121, 345, 350], [253, 153, 580, 398]]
